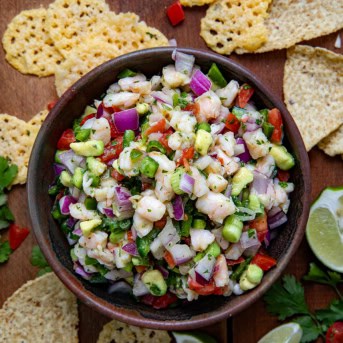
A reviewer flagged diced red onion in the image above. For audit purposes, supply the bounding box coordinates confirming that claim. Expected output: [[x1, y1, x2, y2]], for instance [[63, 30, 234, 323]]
[[190, 70, 212, 96], [53, 163, 65, 176], [225, 242, 244, 260], [122, 242, 139, 256], [151, 91, 173, 106], [108, 281, 132, 294], [268, 206, 282, 218], [172, 49, 195, 76], [212, 228, 229, 250], [70, 187, 81, 200], [133, 274, 150, 297], [195, 271, 210, 286], [103, 207, 114, 218], [211, 122, 225, 135], [234, 144, 245, 156], [268, 210, 287, 229], [194, 253, 216, 281], [113, 187, 133, 212], [224, 184, 232, 198], [112, 108, 139, 132], [251, 170, 270, 194], [74, 264, 91, 280], [169, 244, 194, 265], [179, 173, 195, 195], [264, 230, 271, 248], [172, 195, 184, 221], [240, 230, 259, 249], [66, 216, 78, 228], [158, 219, 180, 248], [96, 103, 104, 118], [81, 117, 96, 129], [156, 265, 169, 279], [244, 243, 261, 257], [59, 195, 77, 215], [67, 234, 77, 246], [59, 150, 86, 174], [245, 122, 260, 132], [235, 138, 251, 163], [72, 228, 82, 237]]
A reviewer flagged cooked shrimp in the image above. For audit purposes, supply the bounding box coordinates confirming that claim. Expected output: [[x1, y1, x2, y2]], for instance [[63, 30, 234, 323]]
[[155, 170, 174, 202], [79, 231, 108, 250], [243, 129, 271, 159], [69, 202, 100, 221], [256, 154, 275, 178], [215, 80, 240, 107], [215, 149, 240, 176], [194, 90, 221, 122], [87, 248, 114, 268], [103, 91, 140, 108], [118, 73, 151, 95], [169, 110, 197, 134], [190, 229, 215, 252], [162, 65, 189, 88], [207, 173, 228, 193], [90, 118, 111, 145], [132, 212, 154, 238], [189, 166, 209, 198], [136, 195, 166, 222], [217, 132, 236, 157], [148, 151, 176, 172], [213, 255, 229, 287], [118, 147, 140, 177], [168, 132, 195, 151]]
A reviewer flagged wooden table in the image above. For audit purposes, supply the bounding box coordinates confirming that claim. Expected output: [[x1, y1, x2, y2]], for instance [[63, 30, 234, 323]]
[[0, 1, 342, 342]]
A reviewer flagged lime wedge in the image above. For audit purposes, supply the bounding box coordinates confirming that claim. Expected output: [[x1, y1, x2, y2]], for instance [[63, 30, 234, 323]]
[[306, 186, 343, 273], [172, 331, 217, 343], [258, 323, 302, 343]]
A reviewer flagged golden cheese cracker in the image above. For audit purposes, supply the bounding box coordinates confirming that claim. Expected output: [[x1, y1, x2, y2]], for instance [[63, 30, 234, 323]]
[[28, 109, 49, 127], [97, 319, 171, 343], [0, 273, 78, 343], [2, 8, 63, 76], [47, 0, 110, 57], [181, 0, 215, 6], [236, 0, 343, 54], [200, 0, 272, 55], [318, 125, 343, 157], [0, 114, 39, 185], [284, 45, 343, 151]]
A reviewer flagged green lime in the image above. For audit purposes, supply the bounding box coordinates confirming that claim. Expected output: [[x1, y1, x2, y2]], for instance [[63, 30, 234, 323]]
[[172, 331, 217, 343], [258, 323, 302, 343], [306, 186, 343, 273]]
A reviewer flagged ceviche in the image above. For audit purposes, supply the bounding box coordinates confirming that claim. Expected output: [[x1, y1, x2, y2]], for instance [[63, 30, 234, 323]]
[[49, 50, 295, 309]]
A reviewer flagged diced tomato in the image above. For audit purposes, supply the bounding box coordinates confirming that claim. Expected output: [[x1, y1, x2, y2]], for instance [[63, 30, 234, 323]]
[[236, 84, 254, 108], [154, 217, 167, 229], [159, 129, 173, 154], [127, 231, 134, 242], [166, 1, 185, 26], [57, 129, 76, 150], [225, 113, 240, 133], [326, 322, 343, 343], [163, 250, 176, 269], [257, 231, 268, 242], [188, 277, 218, 296], [251, 253, 277, 271], [184, 103, 199, 115], [135, 265, 148, 273], [80, 113, 96, 126], [99, 136, 124, 163], [249, 212, 268, 232], [47, 100, 58, 111], [277, 169, 290, 182], [183, 237, 191, 245], [102, 112, 122, 138], [145, 119, 166, 136], [142, 182, 152, 191], [177, 147, 195, 167], [226, 256, 245, 266], [111, 169, 125, 182], [152, 293, 178, 309], [9, 224, 30, 250], [213, 286, 226, 295], [141, 294, 156, 306], [268, 108, 283, 144]]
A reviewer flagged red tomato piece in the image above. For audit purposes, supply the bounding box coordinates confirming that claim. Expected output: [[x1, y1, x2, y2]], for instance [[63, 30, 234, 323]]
[[47, 100, 58, 111], [184, 103, 199, 114], [80, 113, 96, 126], [177, 147, 195, 166], [251, 253, 277, 271], [188, 277, 216, 295], [145, 119, 166, 136], [57, 129, 76, 150], [140, 294, 156, 306], [225, 113, 240, 133], [277, 169, 290, 182], [249, 212, 268, 232], [326, 322, 343, 343], [127, 230, 134, 242], [154, 217, 167, 229], [99, 136, 124, 163], [166, 1, 185, 26], [135, 265, 148, 273], [226, 256, 245, 266], [111, 169, 125, 182], [152, 293, 178, 309], [268, 108, 283, 144], [141, 182, 152, 191], [164, 250, 176, 269], [9, 224, 30, 250], [236, 84, 254, 108]]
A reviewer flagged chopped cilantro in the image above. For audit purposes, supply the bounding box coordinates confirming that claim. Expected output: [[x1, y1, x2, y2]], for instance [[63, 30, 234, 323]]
[[0, 241, 12, 263], [31, 245, 52, 276]]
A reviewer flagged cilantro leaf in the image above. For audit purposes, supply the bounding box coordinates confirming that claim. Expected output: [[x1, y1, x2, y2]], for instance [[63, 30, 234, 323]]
[[264, 275, 310, 320], [31, 245, 50, 268], [0, 220, 10, 230], [37, 266, 52, 277], [316, 300, 343, 326], [0, 241, 12, 263], [0, 205, 14, 221], [0, 194, 7, 207], [0, 157, 18, 190], [293, 316, 322, 343]]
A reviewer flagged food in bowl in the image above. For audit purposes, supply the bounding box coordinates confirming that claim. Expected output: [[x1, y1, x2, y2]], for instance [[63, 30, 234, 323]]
[[49, 49, 295, 309]]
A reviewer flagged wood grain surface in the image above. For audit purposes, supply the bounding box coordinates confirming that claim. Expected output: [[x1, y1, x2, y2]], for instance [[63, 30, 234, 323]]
[[0, 1, 342, 342]]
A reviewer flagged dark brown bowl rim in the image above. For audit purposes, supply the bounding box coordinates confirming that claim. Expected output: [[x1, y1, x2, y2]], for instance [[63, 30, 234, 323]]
[[28, 47, 311, 330]]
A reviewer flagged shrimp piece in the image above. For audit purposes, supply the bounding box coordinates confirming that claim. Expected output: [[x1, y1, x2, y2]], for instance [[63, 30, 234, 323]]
[[106, 82, 121, 94], [87, 248, 114, 268], [103, 91, 140, 108], [256, 155, 276, 178], [148, 151, 176, 172], [243, 129, 271, 159], [190, 229, 215, 251], [215, 80, 240, 107], [118, 73, 151, 95], [136, 196, 166, 222], [69, 203, 100, 220], [168, 132, 195, 151], [194, 90, 221, 122], [162, 65, 189, 88], [205, 158, 223, 175], [216, 149, 240, 176], [114, 246, 132, 268], [217, 132, 236, 157], [132, 212, 154, 238], [90, 118, 111, 145], [189, 166, 209, 198], [169, 110, 197, 134], [213, 255, 230, 287], [79, 231, 108, 250], [196, 191, 235, 224], [155, 169, 174, 202], [118, 147, 140, 177], [207, 173, 228, 193]]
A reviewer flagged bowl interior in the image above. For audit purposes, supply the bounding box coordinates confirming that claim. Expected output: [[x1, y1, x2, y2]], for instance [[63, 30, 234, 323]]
[[28, 47, 310, 329]]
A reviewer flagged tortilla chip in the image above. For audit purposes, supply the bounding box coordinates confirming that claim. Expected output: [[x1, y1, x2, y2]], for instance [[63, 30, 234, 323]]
[[180, 0, 215, 6], [47, 0, 110, 57], [236, 0, 343, 54], [97, 319, 171, 343], [0, 273, 78, 343], [318, 125, 343, 156], [284, 45, 343, 151], [28, 109, 49, 127], [0, 114, 39, 185], [200, 0, 272, 55], [2, 8, 63, 76]]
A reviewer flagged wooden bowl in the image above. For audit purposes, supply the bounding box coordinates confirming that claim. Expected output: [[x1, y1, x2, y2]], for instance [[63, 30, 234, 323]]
[[28, 47, 311, 330]]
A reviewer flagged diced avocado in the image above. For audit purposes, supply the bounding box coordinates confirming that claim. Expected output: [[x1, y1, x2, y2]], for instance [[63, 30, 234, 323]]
[[60, 170, 73, 187], [222, 215, 243, 243], [70, 140, 104, 157], [195, 129, 213, 156], [248, 194, 263, 214], [86, 157, 106, 176], [205, 242, 221, 258], [72, 167, 84, 189], [136, 103, 150, 115], [269, 145, 295, 171], [54, 150, 64, 163], [246, 264, 263, 284], [83, 105, 97, 116], [80, 219, 102, 237], [141, 270, 167, 296], [239, 270, 258, 291], [231, 167, 254, 196]]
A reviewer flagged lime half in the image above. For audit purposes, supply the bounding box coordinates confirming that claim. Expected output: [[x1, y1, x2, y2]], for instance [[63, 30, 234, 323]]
[[172, 331, 217, 343], [258, 323, 302, 343], [306, 186, 343, 273]]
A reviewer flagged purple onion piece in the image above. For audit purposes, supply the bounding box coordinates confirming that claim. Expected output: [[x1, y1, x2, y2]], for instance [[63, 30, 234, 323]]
[[268, 210, 287, 230], [53, 163, 66, 176], [103, 207, 114, 218], [179, 173, 195, 195], [151, 91, 173, 106], [112, 108, 139, 132], [169, 244, 194, 266], [72, 228, 82, 237], [96, 103, 104, 118], [59, 195, 77, 215], [66, 216, 78, 229], [195, 271, 210, 286], [251, 170, 270, 194], [59, 150, 85, 174], [74, 264, 91, 280], [172, 49, 195, 76], [190, 70, 212, 96], [122, 242, 139, 256], [236, 138, 251, 163], [224, 184, 232, 198], [172, 195, 184, 221], [194, 254, 216, 281]]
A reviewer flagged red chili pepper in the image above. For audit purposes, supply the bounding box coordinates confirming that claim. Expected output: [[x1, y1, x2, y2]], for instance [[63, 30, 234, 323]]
[[99, 136, 124, 163], [110, 169, 125, 182], [9, 224, 30, 250], [226, 256, 245, 266], [236, 83, 254, 108], [225, 113, 240, 133], [166, 1, 185, 26], [326, 322, 343, 343], [57, 129, 76, 150], [251, 253, 277, 271], [268, 108, 283, 144], [47, 100, 58, 111], [277, 169, 290, 182], [80, 113, 96, 126]]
